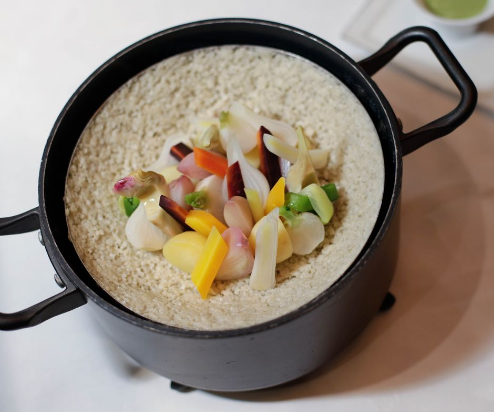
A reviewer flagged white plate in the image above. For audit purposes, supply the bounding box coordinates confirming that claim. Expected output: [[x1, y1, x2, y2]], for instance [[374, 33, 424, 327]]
[[344, 0, 494, 116]]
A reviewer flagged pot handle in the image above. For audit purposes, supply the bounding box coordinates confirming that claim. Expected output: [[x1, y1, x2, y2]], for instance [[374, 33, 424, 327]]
[[359, 26, 477, 156], [0, 207, 86, 331]]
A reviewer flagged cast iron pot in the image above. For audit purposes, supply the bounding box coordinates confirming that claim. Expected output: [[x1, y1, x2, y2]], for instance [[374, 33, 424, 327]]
[[0, 19, 476, 392]]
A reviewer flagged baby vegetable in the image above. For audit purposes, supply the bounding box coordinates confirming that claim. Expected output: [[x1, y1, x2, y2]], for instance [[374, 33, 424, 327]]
[[223, 196, 254, 237], [321, 183, 339, 202], [113, 169, 169, 199], [185, 210, 228, 237], [191, 227, 229, 299], [216, 227, 255, 280], [226, 161, 246, 199], [279, 207, 325, 255], [194, 147, 228, 178], [286, 127, 319, 193], [198, 124, 224, 153], [170, 142, 193, 161], [300, 184, 334, 224], [263, 133, 329, 169], [159, 196, 190, 229], [185, 191, 207, 209], [229, 103, 298, 147], [169, 175, 195, 211], [162, 232, 207, 273], [219, 109, 258, 154], [228, 135, 270, 207], [284, 192, 313, 213], [194, 175, 227, 223], [249, 213, 293, 263], [244, 188, 264, 223], [250, 208, 280, 291], [257, 126, 282, 188], [264, 177, 285, 215], [118, 196, 140, 217], [125, 203, 169, 251]]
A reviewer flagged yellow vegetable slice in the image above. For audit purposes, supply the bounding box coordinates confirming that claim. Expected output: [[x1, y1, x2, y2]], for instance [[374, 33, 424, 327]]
[[185, 210, 228, 237], [191, 227, 229, 299], [162, 232, 207, 273], [244, 188, 264, 223], [264, 177, 285, 215]]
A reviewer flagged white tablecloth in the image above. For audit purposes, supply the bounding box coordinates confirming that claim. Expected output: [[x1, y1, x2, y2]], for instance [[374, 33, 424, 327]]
[[1, 1, 493, 411]]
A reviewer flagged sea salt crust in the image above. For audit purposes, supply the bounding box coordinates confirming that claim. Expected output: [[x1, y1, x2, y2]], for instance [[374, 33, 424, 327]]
[[65, 46, 384, 330]]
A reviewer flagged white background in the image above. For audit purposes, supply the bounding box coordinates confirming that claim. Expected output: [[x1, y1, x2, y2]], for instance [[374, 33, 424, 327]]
[[1, 1, 494, 411]]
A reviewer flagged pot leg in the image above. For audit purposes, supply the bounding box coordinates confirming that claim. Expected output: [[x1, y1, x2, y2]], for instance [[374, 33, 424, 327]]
[[170, 381, 196, 393], [379, 292, 396, 312]]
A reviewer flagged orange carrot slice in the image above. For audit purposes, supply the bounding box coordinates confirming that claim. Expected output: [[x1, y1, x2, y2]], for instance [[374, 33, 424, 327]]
[[194, 147, 228, 178]]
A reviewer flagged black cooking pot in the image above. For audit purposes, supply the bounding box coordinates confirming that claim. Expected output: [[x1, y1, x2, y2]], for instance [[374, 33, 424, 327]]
[[0, 19, 476, 392]]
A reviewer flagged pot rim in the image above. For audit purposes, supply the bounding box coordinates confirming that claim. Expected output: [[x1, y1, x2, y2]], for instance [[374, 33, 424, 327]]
[[38, 18, 402, 338]]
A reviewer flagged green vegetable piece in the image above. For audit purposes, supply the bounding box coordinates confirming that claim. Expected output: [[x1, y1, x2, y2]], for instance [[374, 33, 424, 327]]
[[285, 192, 313, 213], [118, 196, 140, 217], [185, 191, 207, 209], [219, 111, 229, 128], [300, 184, 334, 224], [321, 183, 339, 202]]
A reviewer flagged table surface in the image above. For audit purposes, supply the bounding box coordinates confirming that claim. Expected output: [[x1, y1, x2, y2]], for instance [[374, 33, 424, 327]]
[[1, 1, 493, 411]]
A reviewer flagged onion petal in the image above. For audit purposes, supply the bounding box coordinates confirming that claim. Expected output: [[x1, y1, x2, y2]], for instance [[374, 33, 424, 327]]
[[223, 196, 254, 237], [145, 133, 190, 172], [125, 203, 168, 251], [216, 228, 254, 280]]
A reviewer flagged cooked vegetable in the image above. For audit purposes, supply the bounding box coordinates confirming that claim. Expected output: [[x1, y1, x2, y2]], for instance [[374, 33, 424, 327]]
[[195, 175, 227, 224], [321, 183, 339, 202], [162, 232, 207, 273], [194, 147, 228, 178], [263, 133, 329, 169], [118, 196, 140, 217], [144, 190, 184, 236], [284, 192, 313, 213], [226, 161, 246, 198], [249, 208, 279, 291], [300, 184, 334, 224], [286, 127, 319, 193], [177, 152, 212, 179], [264, 177, 285, 215], [257, 126, 282, 188], [113, 169, 169, 198], [170, 142, 193, 161], [229, 103, 298, 147], [185, 210, 228, 237], [249, 212, 293, 263], [125, 203, 169, 251], [169, 175, 195, 211], [244, 188, 264, 223], [227, 135, 270, 207], [159, 196, 190, 229], [219, 109, 258, 153], [279, 206, 325, 255], [223, 196, 254, 237], [185, 191, 207, 209], [191, 226, 229, 299], [216, 228, 254, 280]]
